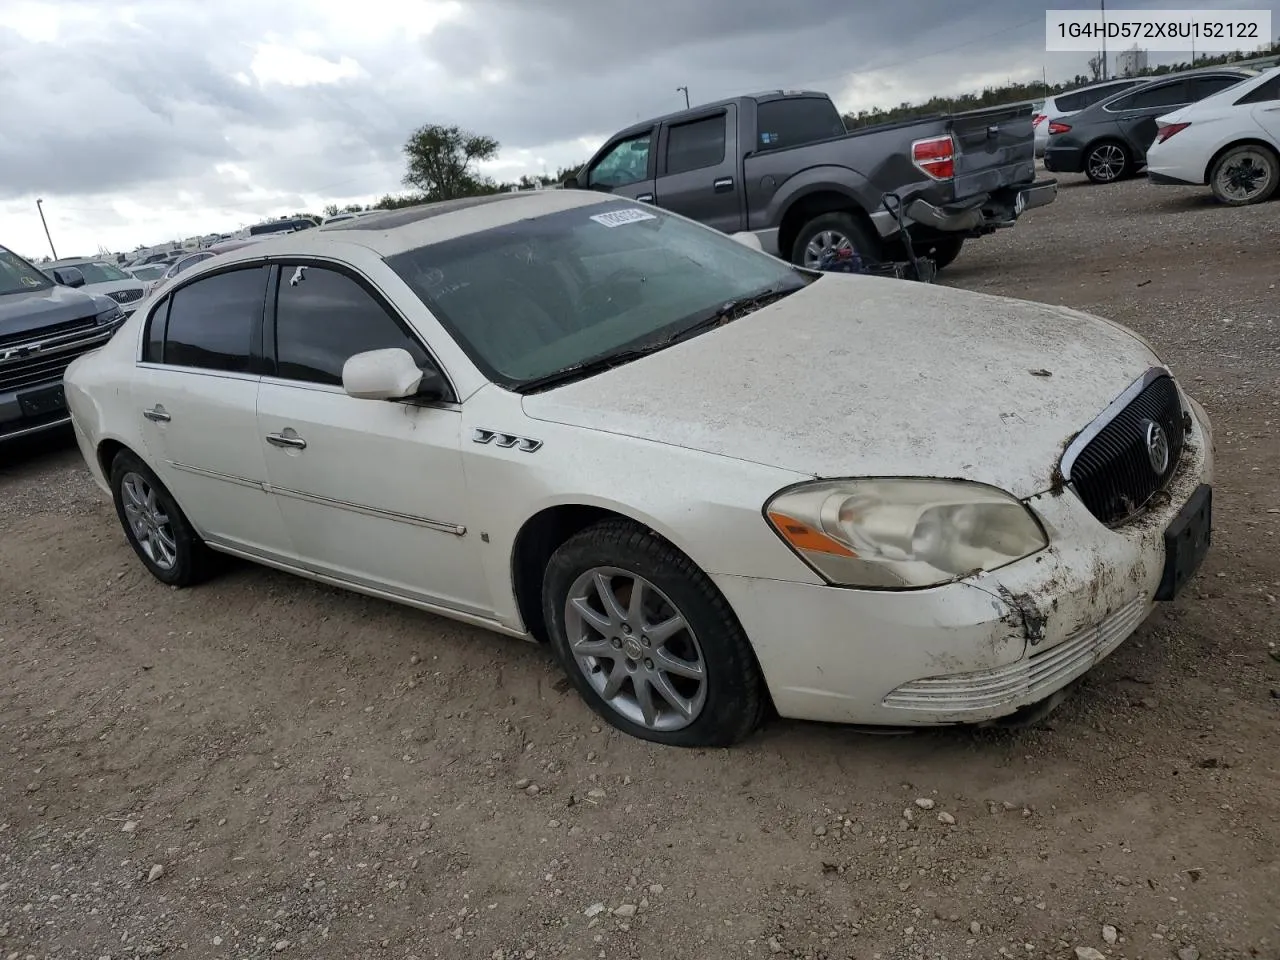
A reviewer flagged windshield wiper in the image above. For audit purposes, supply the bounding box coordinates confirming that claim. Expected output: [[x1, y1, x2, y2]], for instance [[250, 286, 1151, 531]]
[[667, 283, 802, 344]]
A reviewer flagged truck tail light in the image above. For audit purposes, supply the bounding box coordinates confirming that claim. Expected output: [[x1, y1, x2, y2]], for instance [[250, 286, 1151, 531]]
[[1048, 121, 1072, 135], [1155, 122, 1191, 144], [1032, 113, 1047, 128], [911, 135, 955, 180]]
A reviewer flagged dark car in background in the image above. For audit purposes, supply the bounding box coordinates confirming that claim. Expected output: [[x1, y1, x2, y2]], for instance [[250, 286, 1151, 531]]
[[1043, 67, 1255, 183], [1, 245, 126, 443]]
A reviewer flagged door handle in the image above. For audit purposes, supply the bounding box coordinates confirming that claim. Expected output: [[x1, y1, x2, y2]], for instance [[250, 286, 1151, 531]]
[[142, 406, 170, 423], [713, 177, 734, 192], [266, 432, 307, 450], [636, 193, 654, 202]]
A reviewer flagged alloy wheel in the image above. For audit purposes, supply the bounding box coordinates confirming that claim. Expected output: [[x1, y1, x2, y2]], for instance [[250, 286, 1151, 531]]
[[803, 230, 854, 268], [564, 567, 707, 732], [1087, 143, 1126, 182], [120, 471, 178, 571]]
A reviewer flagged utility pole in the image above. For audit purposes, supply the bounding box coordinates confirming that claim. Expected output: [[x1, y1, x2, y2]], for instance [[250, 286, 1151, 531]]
[[36, 199, 57, 260], [676, 85, 690, 109], [1100, 0, 1108, 79]]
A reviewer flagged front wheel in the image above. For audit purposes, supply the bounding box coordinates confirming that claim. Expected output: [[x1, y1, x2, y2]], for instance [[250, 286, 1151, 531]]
[[1209, 144, 1279, 206], [790, 212, 882, 269], [1084, 141, 1131, 184], [542, 519, 765, 747]]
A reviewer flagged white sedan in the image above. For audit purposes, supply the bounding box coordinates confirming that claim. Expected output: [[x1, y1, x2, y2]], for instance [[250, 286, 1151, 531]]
[[63, 190, 1214, 747], [1147, 65, 1280, 205]]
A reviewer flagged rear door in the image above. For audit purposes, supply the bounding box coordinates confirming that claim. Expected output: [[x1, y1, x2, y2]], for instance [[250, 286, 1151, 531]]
[[652, 106, 741, 233], [582, 128, 658, 203], [1239, 72, 1280, 141], [1105, 80, 1193, 157], [132, 264, 291, 557]]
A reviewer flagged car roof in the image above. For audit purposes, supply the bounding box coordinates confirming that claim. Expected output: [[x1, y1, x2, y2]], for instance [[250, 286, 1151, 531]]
[[1080, 67, 1255, 111], [211, 189, 617, 263]]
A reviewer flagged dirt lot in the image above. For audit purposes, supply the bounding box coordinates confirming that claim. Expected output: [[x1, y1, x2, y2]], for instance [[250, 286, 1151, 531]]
[[2, 173, 1278, 960]]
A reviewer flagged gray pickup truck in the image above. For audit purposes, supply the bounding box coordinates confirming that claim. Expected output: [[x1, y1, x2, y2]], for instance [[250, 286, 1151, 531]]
[[566, 90, 1057, 271], [1, 244, 126, 443]]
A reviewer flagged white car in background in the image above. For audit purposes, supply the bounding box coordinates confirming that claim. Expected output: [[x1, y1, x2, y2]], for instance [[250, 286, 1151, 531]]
[[125, 263, 169, 294], [41, 257, 148, 315], [1147, 66, 1280, 205], [1033, 77, 1147, 158], [62, 190, 1213, 747]]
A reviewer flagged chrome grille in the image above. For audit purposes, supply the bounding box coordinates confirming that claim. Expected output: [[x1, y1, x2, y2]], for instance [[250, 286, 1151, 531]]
[[107, 288, 144, 304], [1063, 373, 1186, 526], [0, 325, 118, 394], [0, 315, 95, 350]]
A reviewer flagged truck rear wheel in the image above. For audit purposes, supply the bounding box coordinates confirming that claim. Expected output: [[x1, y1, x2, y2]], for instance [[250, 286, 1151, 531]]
[[791, 213, 882, 270]]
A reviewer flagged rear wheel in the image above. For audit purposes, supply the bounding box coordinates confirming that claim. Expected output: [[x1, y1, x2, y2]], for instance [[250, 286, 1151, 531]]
[[1084, 140, 1131, 184], [542, 519, 765, 747], [109, 450, 212, 587], [1209, 144, 1279, 206], [790, 212, 882, 269]]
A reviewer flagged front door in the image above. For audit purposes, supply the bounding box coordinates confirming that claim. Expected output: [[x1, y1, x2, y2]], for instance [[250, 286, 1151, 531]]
[[255, 262, 489, 617], [132, 265, 290, 557]]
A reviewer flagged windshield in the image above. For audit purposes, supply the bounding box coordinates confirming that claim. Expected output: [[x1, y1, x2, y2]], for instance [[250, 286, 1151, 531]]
[[64, 261, 130, 284], [385, 200, 807, 387], [128, 264, 167, 281], [0, 246, 54, 296]]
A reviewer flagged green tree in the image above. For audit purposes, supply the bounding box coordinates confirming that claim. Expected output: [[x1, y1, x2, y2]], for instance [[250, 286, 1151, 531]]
[[402, 124, 500, 201]]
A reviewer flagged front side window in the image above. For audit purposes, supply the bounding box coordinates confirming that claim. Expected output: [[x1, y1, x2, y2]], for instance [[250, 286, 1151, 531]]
[[665, 115, 727, 175], [273, 264, 428, 385], [587, 132, 653, 188], [385, 199, 808, 388], [162, 266, 269, 373]]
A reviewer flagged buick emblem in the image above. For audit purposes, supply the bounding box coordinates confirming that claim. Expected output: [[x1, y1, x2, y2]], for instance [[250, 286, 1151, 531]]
[[1143, 419, 1170, 475]]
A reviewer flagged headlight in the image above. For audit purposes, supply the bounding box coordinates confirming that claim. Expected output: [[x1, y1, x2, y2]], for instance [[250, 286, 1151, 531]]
[[764, 478, 1048, 589], [95, 303, 125, 325]]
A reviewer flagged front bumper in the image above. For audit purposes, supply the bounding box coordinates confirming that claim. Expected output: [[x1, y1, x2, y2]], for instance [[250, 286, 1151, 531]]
[[714, 396, 1214, 727], [903, 179, 1058, 235]]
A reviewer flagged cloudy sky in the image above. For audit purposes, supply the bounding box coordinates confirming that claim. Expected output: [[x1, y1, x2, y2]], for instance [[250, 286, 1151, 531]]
[[2, 0, 1275, 259]]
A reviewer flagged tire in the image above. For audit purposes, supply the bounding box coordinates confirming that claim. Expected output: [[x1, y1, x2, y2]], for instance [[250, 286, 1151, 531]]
[[1084, 140, 1131, 184], [921, 236, 964, 271], [109, 449, 213, 587], [1208, 143, 1279, 206], [542, 519, 765, 747], [790, 211, 882, 269]]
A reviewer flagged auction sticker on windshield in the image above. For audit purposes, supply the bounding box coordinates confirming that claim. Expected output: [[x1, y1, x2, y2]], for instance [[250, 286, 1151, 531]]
[[590, 208, 657, 228]]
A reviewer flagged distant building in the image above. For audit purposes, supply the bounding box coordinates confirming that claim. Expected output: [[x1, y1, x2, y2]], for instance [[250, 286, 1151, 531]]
[[1116, 45, 1149, 77]]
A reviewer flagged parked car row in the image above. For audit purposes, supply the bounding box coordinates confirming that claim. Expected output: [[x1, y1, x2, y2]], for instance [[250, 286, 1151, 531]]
[[1040, 65, 1280, 205]]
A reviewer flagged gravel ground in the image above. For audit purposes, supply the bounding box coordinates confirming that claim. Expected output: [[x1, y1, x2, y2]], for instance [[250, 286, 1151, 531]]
[[2, 172, 1278, 960]]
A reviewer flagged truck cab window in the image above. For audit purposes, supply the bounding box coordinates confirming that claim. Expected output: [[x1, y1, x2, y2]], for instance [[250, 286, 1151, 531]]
[[587, 133, 653, 188], [665, 115, 726, 174], [754, 98, 846, 152]]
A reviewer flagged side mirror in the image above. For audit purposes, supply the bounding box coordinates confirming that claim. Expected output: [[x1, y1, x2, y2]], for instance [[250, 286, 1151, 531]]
[[730, 232, 763, 252], [342, 348, 448, 402], [562, 176, 579, 190], [52, 266, 86, 288]]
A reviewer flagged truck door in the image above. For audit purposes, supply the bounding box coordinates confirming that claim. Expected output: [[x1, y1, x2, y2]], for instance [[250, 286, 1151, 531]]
[[652, 106, 742, 234], [582, 128, 657, 203]]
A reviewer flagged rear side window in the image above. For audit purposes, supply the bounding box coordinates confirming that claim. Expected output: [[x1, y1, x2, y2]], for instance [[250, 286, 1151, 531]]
[[664, 115, 727, 175], [1189, 76, 1245, 100], [273, 264, 428, 386], [1059, 80, 1142, 112], [755, 98, 846, 152], [142, 298, 170, 363], [1111, 82, 1188, 110], [163, 266, 268, 373], [1237, 73, 1280, 104]]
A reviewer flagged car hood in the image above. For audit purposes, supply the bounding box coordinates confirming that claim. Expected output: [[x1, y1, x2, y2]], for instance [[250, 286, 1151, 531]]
[[521, 275, 1164, 499], [0, 283, 110, 341]]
